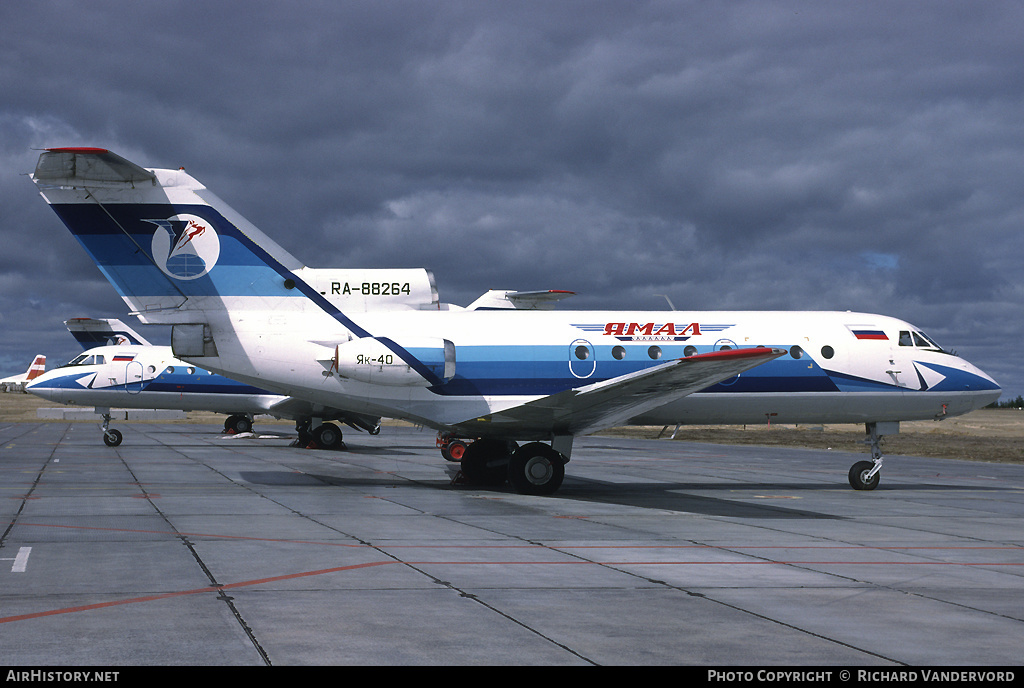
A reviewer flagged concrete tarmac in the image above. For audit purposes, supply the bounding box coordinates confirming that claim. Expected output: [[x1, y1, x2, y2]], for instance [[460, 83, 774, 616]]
[[1, 421, 1022, 666]]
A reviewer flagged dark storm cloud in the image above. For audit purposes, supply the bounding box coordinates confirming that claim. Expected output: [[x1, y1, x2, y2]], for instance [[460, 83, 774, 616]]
[[0, 1, 1021, 396]]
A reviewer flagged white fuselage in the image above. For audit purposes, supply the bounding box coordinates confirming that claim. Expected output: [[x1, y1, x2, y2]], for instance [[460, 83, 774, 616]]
[[185, 306, 999, 434], [26, 345, 287, 415]]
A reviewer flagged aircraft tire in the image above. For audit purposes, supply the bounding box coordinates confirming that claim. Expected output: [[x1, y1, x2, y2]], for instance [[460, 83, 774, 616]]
[[508, 442, 565, 496], [226, 415, 253, 434], [848, 460, 880, 491], [460, 440, 510, 486], [103, 429, 123, 447], [314, 423, 343, 450], [443, 439, 468, 462]]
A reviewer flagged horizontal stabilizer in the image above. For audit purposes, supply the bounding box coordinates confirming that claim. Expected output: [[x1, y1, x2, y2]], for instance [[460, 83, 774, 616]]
[[65, 318, 152, 348], [466, 290, 576, 310], [34, 148, 157, 186]]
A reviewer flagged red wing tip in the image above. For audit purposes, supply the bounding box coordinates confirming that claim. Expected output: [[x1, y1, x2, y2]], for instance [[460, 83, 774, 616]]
[[682, 347, 784, 362], [46, 147, 110, 154]]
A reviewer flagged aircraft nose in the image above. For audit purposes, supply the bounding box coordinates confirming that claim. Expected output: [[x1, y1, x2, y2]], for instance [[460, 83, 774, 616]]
[[966, 358, 999, 388], [25, 374, 57, 398], [959, 357, 1001, 409]]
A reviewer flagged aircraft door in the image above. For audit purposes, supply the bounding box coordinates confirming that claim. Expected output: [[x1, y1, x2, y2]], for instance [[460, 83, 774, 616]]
[[886, 331, 914, 389], [569, 339, 596, 379], [125, 361, 144, 394]]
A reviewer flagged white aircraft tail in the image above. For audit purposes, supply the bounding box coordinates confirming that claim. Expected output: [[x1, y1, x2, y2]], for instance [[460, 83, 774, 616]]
[[32, 148, 442, 328], [32, 148, 455, 384], [31, 148, 307, 324]]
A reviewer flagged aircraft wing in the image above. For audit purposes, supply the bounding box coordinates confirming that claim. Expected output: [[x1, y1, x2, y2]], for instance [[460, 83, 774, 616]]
[[454, 347, 786, 437], [264, 396, 382, 433]]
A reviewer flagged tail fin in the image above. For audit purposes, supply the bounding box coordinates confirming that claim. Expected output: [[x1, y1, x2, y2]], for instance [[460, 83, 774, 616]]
[[64, 317, 152, 348], [31, 148, 306, 325], [26, 355, 46, 381], [32, 149, 441, 382]]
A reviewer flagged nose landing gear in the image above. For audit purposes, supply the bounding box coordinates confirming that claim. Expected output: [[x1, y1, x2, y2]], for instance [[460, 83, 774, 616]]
[[849, 421, 897, 490], [100, 410, 122, 447]]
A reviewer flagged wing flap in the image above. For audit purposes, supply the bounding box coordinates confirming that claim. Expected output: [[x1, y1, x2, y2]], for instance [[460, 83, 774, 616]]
[[458, 347, 786, 437]]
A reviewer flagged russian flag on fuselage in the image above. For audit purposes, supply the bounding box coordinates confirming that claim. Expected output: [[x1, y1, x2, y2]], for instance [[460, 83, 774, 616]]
[[851, 329, 888, 340]]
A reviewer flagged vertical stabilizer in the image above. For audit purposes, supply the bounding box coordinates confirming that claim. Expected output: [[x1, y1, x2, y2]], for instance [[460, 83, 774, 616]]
[[31, 148, 306, 325], [26, 355, 46, 381]]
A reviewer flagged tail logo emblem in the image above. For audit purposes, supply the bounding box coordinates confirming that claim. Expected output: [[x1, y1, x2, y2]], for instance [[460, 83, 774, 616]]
[[146, 214, 221, 280]]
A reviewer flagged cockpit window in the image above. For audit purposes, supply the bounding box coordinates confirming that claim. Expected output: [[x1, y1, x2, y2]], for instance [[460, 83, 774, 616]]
[[916, 332, 945, 351], [898, 330, 945, 352], [64, 353, 107, 367]]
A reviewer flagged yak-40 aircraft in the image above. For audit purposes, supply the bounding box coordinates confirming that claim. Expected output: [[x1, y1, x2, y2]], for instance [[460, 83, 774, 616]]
[[27, 317, 384, 446], [30, 148, 1001, 495]]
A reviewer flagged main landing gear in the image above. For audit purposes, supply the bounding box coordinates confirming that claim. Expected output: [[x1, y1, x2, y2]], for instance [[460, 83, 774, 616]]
[[441, 433, 570, 496], [223, 414, 254, 434], [294, 419, 346, 450], [848, 421, 898, 491]]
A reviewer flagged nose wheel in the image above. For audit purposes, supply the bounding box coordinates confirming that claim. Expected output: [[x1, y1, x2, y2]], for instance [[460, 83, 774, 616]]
[[849, 460, 880, 490], [100, 412, 123, 447], [849, 422, 893, 490]]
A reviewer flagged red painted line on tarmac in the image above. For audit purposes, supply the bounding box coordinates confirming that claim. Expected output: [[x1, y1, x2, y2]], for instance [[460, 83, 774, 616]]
[[400, 561, 1024, 566], [4, 550, 1020, 626], [0, 561, 394, 625]]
